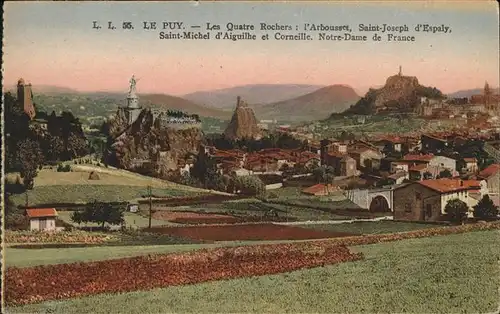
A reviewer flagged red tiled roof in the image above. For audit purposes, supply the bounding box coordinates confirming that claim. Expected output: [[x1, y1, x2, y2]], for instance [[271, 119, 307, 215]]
[[404, 154, 434, 162], [418, 179, 481, 193], [302, 184, 338, 195], [463, 158, 477, 163], [409, 164, 428, 172], [478, 164, 500, 178], [26, 208, 58, 218]]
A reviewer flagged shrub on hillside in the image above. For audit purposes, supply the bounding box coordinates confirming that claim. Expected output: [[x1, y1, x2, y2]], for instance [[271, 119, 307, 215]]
[[56, 164, 71, 172]]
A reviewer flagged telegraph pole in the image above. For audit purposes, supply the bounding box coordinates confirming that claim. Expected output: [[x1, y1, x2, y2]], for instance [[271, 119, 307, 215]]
[[148, 185, 152, 229]]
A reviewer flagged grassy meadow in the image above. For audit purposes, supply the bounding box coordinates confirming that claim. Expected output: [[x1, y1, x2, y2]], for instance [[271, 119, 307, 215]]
[[56, 211, 174, 229], [8, 230, 500, 313], [154, 197, 356, 221], [7, 165, 213, 206], [303, 220, 445, 234]]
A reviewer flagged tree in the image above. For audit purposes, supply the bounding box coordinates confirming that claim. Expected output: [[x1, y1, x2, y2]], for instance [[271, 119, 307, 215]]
[[444, 199, 469, 224], [312, 166, 326, 183], [17, 138, 44, 190], [235, 176, 265, 196], [72, 201, 125, 228], [473, 195, 499, 220], [437, 169, 452, 179], [423, 171, 433, 180]]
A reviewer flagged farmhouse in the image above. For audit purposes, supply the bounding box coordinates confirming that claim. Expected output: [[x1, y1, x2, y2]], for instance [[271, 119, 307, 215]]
[[393, 179, 485, 222], [26, 208, 58, 231]]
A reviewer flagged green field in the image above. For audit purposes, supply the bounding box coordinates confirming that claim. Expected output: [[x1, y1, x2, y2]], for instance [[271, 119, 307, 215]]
[[8, 230, 500, 313], [264, 187, 364, 212], [57, 211, 174, 229], [5, 239, 311, 268], [150, 197, 359, 221], [303, 221, 444, 234], [8, 165, 213, 206]]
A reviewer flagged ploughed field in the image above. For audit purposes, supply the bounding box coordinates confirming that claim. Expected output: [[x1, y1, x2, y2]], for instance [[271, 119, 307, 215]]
[[144, 223, 357, 241], [5, 242, 362, 306], [6, 222, 500, 312], [152, 210, 294, 224]]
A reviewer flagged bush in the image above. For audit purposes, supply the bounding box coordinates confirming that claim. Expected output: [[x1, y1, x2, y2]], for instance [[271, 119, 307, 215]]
[[235, 176, 265, 196], [56, 164, 72, 172], [473, 195, 499, 220], [445, 199, 469, 224], [5, 213, 29, 230]]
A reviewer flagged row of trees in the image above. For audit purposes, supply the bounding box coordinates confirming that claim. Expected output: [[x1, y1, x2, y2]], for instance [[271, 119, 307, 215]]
[[186, 154, 265, 195], [4, 92, 89, 190], [205, 133, 304, 152], [166, 110, 200, 122], [445, 195, 499, 224], [71, 201, 125, 228]]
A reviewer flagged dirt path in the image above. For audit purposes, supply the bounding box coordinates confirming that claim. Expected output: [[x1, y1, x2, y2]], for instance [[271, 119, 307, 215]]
[[273, 216, 393, 226]]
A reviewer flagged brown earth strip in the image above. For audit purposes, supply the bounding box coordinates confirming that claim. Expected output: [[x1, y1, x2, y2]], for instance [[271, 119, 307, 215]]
[[144, 223, 358, 241], [5, 243, 362, 306]]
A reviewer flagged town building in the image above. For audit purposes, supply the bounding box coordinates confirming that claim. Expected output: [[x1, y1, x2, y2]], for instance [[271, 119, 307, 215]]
[[477, 164, 500, 199], [393, 179, 485, 222], [463, 158, 478, 173], [26, 208, 58, 231], [421, 134, 450, 153], [428, 155, 457, 173]]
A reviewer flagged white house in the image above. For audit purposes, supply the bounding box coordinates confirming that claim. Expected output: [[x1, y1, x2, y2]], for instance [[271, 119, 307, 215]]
[[26, 208, 58, 231], [429, 156, 457, 173], [390, 162, 410, 174], [463, 158, 478, 173]]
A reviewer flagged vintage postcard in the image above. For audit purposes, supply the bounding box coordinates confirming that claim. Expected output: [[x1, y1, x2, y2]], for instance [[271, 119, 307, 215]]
[[2, 0, 499, 313]]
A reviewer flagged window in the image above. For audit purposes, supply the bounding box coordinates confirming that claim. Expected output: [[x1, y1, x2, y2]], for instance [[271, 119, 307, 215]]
[[426, 204, 432, 217], [405, 203, 412, 213], [416, 192, 421, 200]]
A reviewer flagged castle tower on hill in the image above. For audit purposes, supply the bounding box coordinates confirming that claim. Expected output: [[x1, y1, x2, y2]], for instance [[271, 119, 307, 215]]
[[125, 75, 142, 125], [17, 78, 36, 120]]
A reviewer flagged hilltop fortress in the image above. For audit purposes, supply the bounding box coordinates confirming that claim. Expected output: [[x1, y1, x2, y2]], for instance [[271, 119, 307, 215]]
[[106, 76, 202, 179], [115, 76, 201, 131]]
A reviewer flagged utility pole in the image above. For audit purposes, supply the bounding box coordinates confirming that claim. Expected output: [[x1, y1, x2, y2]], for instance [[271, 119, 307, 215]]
[[148, 185, 152, 229]]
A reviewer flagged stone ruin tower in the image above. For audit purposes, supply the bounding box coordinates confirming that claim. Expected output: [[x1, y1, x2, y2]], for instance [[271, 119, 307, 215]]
[[17, 78, 36, 120]]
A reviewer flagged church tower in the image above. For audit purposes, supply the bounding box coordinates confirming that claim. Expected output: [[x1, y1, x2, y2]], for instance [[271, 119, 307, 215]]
[[125, 75, 142, 125], [17, 78, 36, 120]]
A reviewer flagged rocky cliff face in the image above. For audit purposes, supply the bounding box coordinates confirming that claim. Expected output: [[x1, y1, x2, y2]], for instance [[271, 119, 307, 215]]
[[106, 108, 203, 179], [224, 96, 262, 140], [345, 73, 443, 115]]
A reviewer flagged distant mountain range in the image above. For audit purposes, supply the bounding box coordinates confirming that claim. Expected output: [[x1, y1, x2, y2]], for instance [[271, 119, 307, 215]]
[[9, 82, 498, 123], [252, 85, 360, 122], [447, 87, 500, 98], [182, 84, 326, 110]]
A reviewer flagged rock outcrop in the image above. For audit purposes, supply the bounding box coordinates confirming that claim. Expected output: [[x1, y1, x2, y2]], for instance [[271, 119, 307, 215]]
[[344, 70, 444, 115], [106, 108, 203, 179], [224, 96, 262, 140]]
